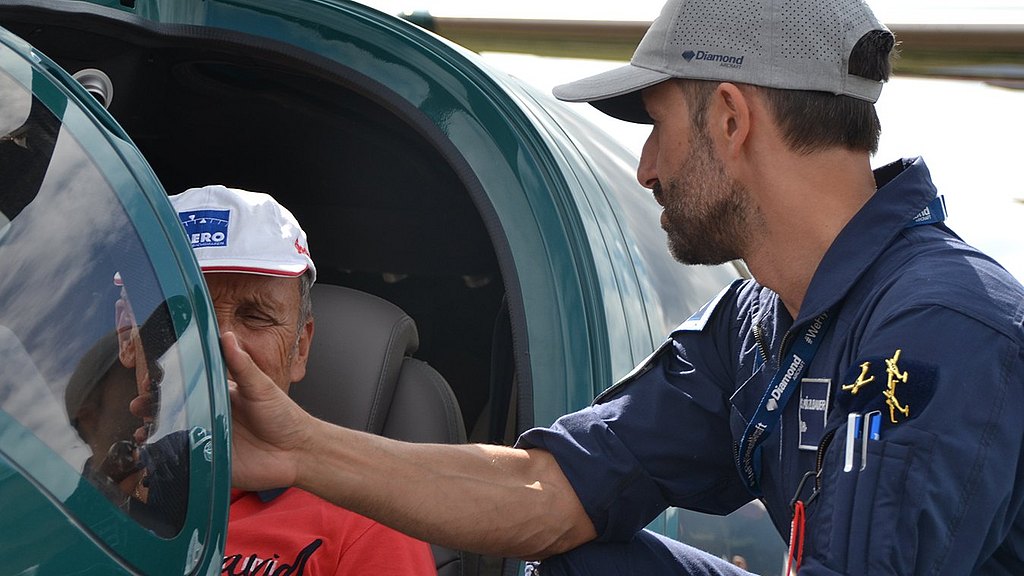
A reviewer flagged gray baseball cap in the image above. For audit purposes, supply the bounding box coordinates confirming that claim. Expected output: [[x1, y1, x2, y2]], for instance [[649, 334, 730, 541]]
[[553, 0, 890, 123]]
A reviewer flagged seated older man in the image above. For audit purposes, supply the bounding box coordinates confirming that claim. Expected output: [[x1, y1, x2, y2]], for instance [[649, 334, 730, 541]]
[[170, 185, 435, 575]]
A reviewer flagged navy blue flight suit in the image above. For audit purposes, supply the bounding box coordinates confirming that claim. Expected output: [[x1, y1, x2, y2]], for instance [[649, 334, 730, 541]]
[[520, 158, 1024, 574]]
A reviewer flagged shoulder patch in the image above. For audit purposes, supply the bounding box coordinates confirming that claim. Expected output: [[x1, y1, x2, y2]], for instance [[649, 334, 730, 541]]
[[678, 282, 735, 332], [593, 338, 673, 405], [837, 349, 937, 427]]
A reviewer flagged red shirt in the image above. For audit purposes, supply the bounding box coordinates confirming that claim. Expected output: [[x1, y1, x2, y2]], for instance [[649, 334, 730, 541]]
[[224, 488, 436, 575]]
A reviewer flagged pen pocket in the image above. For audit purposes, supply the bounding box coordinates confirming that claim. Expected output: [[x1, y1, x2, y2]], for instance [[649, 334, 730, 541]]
[[844, 440, 898, 573], [813, 427, 936, 573]]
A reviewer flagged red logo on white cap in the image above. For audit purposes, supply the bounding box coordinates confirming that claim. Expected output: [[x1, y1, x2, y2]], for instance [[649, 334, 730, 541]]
[[294, 238, 310, 257]]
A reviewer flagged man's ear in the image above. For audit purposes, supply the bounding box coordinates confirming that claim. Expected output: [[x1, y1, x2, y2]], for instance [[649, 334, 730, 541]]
[[288, 317, 315, 384], [709, 82, 752, 158]]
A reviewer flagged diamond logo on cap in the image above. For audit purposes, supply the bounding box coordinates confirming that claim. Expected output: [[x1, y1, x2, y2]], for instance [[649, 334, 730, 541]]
[[682, 50, 696, 62]]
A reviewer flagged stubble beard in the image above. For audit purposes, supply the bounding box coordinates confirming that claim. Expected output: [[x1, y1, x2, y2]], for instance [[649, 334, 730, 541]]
[[659, 132, 757, 266]]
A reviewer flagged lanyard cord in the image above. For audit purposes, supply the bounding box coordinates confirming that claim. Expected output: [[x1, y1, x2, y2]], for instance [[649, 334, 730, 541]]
[[737, 311, 831, 494]]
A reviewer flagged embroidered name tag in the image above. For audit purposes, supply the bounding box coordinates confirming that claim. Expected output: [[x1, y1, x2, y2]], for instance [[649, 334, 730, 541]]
[[798, 378, 831, 450]]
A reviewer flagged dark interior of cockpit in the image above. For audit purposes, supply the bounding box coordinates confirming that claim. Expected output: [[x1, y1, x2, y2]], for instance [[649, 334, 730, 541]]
[[0, 7, 521, 449]]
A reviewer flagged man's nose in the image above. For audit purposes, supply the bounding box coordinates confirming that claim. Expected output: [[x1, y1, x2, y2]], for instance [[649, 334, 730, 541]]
[[636, 131, 658, 190]]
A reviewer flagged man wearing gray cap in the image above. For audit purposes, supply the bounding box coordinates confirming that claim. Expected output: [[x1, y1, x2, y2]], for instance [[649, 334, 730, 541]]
[[223, 1, 1024, 574]]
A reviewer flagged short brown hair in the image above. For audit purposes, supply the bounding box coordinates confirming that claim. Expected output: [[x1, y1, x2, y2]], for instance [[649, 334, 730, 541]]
[[680, 30, 895, 154]]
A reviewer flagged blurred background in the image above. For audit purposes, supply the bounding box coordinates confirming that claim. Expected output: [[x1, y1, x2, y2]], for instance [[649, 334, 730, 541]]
[[357, 0, 1024, 281]]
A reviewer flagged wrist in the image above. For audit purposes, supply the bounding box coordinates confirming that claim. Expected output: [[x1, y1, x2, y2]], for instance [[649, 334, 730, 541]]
[[290, 413, 328, 488]]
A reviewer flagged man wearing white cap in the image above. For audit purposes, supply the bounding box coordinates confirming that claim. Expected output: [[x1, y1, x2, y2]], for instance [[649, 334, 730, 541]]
[[221, 0, 1024, 574], [170, 185, 436, 575]]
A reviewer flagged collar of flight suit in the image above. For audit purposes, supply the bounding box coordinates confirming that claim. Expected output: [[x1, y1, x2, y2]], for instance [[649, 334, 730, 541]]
[[795, 157, 940, 326]]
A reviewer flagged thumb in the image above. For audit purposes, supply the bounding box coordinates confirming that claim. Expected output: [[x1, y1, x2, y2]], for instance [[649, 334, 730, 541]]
[[220, 331, 308, 489], [221, 332, 278, 402]]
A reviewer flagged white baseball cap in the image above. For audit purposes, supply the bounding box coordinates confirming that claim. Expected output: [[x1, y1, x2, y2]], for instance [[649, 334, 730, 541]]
[[553, 0, 891, 123], [170, 185, 316, 283]]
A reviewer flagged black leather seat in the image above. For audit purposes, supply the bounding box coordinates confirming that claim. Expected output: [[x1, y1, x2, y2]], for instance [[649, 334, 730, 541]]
[[291, 283, 478, 576]]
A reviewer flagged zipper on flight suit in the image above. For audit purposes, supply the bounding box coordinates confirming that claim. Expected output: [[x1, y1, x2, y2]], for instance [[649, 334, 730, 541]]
[[752, 301, 796, 369], [814, 428, 837, 492], [789, 414, 839, 510], [751, 308, 772, 367], [788, 427, 833, 513], [789, 424, 838, 509]]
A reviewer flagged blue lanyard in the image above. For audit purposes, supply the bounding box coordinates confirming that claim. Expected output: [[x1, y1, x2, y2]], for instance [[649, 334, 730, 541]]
[[734, 195, 946, 494], [737, 312, 831, 494]]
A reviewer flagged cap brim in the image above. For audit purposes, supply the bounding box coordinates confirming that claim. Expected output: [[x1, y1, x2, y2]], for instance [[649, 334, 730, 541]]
[[553, 64, 670, 124], [198, 261, 311, 280], [200, 263, 312, 280]]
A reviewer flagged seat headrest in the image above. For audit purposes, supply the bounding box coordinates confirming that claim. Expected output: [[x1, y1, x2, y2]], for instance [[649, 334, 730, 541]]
[[291, 284, 419, 434]]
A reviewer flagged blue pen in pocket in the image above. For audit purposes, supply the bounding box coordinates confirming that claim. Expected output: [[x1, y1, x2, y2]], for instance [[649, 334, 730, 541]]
[[860, 410, 881, 471]]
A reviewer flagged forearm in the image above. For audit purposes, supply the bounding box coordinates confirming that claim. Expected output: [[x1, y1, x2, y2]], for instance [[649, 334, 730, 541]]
[[295, 418, 596, 559], [223, 331, 593, 558]]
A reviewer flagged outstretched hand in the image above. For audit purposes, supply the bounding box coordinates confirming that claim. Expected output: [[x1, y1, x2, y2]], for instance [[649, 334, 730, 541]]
[[222, 331, 313, 491]]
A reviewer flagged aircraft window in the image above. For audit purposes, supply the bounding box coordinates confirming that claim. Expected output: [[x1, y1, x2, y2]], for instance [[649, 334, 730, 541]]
[[0, 65, 193, 538], [0, 62, 39, 239], [0, 58, 29, 137]]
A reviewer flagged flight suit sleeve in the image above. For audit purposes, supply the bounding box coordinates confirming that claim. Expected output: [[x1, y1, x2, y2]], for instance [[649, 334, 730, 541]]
[[516, 286, 754, 542], [800, 305, 1024, 575]]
